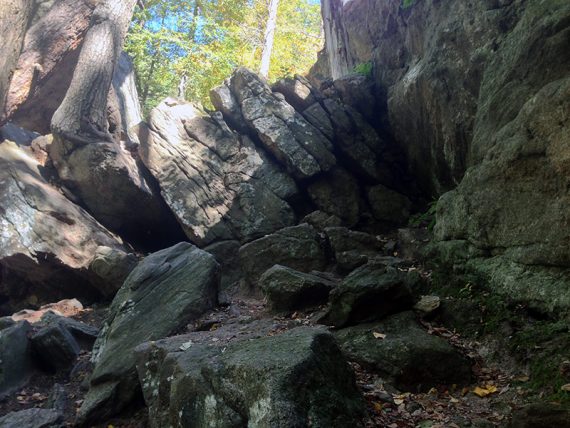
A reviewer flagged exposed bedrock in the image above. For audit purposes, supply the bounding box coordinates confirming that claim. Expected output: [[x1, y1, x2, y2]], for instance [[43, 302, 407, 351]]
[[319, 0, 570, 312]]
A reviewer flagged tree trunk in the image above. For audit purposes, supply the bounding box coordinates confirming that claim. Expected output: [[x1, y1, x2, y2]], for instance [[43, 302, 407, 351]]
[[1, 0, 98, 133], [51, 0, 138, 145], [259, 0, 279, 78], [0, 0, 33, 119]]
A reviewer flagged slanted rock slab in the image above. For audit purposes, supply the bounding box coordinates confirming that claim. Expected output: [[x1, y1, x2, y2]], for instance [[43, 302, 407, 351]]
[[335, 312, 472, 392], [136, 327, 365, 428], [78, 242, 220, 424]]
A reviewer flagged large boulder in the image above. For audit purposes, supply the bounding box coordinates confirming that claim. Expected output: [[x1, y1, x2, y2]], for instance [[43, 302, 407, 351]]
[[238, 224, 329, 289], [30, 323, 80, 372], [141, 98, 298, 246], [48, 137, 182, 249], [259, 265, 338, 312], [228, 68, 336, 180], [135, 327, 365, 427], [334, 311, 472, 392], [0, 140, 132, 313], [321, 261, 417, 328], [78, 243, 220, 423], [324, 227, 389, 272], [0, 321, 34, 398]]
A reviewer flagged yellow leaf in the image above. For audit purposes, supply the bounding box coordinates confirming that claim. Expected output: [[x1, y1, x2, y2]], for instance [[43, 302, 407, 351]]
[[372, 331, 386, 339], [561, 384, 570, 392], [473, 385, 498, 397], [373, 402, 383, 412]]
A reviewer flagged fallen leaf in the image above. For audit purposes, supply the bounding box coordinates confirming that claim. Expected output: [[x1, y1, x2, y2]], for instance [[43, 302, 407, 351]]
[[372, 332, 386, 339], [513, 375, 529, 382], [473, 385, 498, 397], [561, 384, 570, 392], [179, 340, 193, 351]]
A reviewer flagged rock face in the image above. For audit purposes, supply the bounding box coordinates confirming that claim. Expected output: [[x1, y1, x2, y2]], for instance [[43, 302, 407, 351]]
[[334, 312, 472, 392], [0, 140, 132, 313], [136, 327, 365, 428], [229, 68, 336, 180], [141, 98, 298, 246], [79, 243, 219, 423], [320, 0, 570, 311]]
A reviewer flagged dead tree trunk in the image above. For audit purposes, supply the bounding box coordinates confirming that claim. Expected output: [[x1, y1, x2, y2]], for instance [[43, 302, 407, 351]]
[[51, 0, 138, 145], [0, 0, 33, 117], [260, 0, 279, 78]]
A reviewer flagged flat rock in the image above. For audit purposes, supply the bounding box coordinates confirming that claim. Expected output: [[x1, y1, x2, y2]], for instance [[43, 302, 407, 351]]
[[78, 243, 220, 423], [321, 261, 417, 327], [259, 265, 338, 312], [239, 224, 329, 289], [334, 311, 472, 392], [136, 327, 365, 427]]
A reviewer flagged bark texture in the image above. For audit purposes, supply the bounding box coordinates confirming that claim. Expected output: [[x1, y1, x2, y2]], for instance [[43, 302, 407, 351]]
[[51, 0, 138, 144], [1, 0, 98, 133], [259, 0, 279, 78], [0, 0, 33, 116]]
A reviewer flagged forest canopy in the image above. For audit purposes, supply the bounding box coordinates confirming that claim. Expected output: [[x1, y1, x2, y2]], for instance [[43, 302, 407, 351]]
[[125, 0, 323, 114]]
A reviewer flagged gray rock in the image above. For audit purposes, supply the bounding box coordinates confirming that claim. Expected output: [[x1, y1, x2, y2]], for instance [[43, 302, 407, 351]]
[[508, 403, 570, 428], [89, 246, 138, 289], [239, 224, 329, 289], [307, 167, 361, 227], [135, 327, 365, 428], [321, 262, 416, 327], [301, 211, 343, 231], [39, 312, 99, 349], [210, 80, 248, 133], [325, 227, 387, 272], [78, 243, 220, 423], [31, 323, 80, 372], [230, 68, 336, 180], [48, 137, 180, 247], [204, 240, 242, 292], [272, 75, 318, 111], [260, 265, 338, 312], [142, 98, 298, 246], [0, 321, 34, 398], [335, 312, 472, 392], [0, 141, 130, 313], [367, 184, 411, 224], [0, 408, 62, 428]]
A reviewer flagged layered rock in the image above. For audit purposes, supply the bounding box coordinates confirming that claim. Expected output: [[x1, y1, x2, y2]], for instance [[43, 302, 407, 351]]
[[320, 0, 570, 311], [79, 243, 219, 423], [135, 327, 365, 427], [141, 98, 298, 246], [0, 140, 132, 313]]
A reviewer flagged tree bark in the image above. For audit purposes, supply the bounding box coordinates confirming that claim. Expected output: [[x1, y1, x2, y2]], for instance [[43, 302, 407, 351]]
[[51, 0, 138, 145], [0, 0, 33, 119], [259, 0, 279, 78], [1, 0, 98, 133]]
